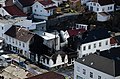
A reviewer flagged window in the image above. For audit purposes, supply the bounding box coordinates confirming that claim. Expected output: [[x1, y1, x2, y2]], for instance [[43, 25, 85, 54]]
[[83, 69, 86, 75], [108, 6, 112, 10], [19, 41, 21, 46], [90, 72, 93, 78], [55, 38, 58, 45], [102, 8, 104, 11], [43, 58, 45, 63], [83, 46, 86, 51], [90, 6, 93, 11], [97, 8, 99, 11], [76, 25, 78, 28], [91, 3, 92, 5], [98, 76, 101, 79], [94, 43, 96, 48], [9, 37, 11, 42], [6, 36, 8, 40], [110, 6, 112, 9], [27, 27, 29, 29], [16, 40, 17, 45], [93, 3, 96, 6], [47, 58, 49, 64], [78, 46, 80, 50], [99, 42, 101, 47], [77, 66, 80, 72], [12, 38, 14, 43], [23, 43, 25, 47], [2, 27, 3, 30], [42, 27, 44, 29], [76, 75, 83, 79], [2, 33, 3, 37], [34, 9, 36, 12], [106, 40, 108, 45], [36, 5, 38, 8], [88, 45, 91, 49]]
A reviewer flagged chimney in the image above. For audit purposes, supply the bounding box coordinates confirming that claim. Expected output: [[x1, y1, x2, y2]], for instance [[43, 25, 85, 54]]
[[78, 32, 82, 39], [111, 32, 115, 37], [90, 24, 96, 30]]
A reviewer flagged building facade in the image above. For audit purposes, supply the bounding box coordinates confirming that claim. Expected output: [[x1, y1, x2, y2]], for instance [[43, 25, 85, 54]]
[[87, 1, 114, 13], [77, 38, 111, 58], [32, 0, 56, 20], [4, 26, 35, 58], [74, 54, 120, 79]]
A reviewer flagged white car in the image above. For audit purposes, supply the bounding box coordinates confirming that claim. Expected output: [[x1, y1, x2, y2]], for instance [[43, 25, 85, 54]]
[[0, 55, 12, 63], [0, 50, 4, 53]]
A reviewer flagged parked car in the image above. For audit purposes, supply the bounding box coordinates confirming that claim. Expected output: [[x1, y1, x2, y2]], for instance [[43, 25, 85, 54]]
[[0, 50, 4, 53], [0, 55, 12, 63]]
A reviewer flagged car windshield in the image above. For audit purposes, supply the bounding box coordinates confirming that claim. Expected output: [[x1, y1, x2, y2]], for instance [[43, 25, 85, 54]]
[[6, 58, 11, 60]]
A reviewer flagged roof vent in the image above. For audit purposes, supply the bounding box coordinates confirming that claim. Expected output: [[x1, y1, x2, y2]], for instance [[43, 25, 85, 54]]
[[82, 59, 85, 62], [90, 62, 94, 65]]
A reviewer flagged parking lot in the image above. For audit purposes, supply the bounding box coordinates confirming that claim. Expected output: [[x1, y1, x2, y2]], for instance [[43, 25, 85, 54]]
[[0, 53, 48, 79], [0, 64, 33, 79]]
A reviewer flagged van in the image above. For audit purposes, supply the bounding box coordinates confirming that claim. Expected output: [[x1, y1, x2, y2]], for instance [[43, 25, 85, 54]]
[[0, 55, 12, 63]]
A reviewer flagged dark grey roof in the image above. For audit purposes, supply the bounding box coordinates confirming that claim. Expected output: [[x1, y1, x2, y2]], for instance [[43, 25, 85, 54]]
[[82, 28, 110, 43], [92, 0, 114, 5], [43, 51, 66, 63], [115, 36, 120, 44], [4, 25, 35, 42], [76, 54, 120, 77], [113, 0, 120, 5], [18, 0, 35, 7], [100, 47, 120, 60], [98, 0, 114, 5], [67, 28, 111, 51]]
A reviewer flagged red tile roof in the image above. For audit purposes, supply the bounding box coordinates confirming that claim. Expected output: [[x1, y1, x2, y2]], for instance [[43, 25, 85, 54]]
[[3, 5, 26, 16], [26, 71, 65, 79], [38, 0, 55, 6], [110, 37, 117, 45], [67, 29, 86, 36]]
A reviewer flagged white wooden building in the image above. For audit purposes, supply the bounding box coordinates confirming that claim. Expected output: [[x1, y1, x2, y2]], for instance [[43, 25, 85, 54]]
[[32, 0, 57, 20], [76, 28, 111, 58], [74, 54, 120, 79], [86, 0, 114, 13], [4, 25, 35, 58]]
